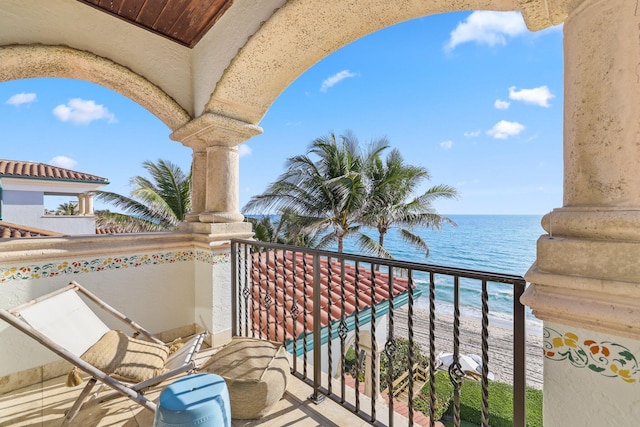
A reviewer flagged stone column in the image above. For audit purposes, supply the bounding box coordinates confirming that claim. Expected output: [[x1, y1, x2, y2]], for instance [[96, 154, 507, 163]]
[[522, 0, 640, 425], [186, 148, 207, 222], [170, 112, 263, 225], [85, 192, 94, 215], [170, 112, 261, 347], [77, 194, 86, 215]]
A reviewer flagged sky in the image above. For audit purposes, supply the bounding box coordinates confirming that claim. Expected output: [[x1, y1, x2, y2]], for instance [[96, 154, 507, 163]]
[[1, 11, 564, 215]]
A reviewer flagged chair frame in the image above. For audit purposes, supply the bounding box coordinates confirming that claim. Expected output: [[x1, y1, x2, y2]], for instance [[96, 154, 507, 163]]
[[0, 280, 207, 426]]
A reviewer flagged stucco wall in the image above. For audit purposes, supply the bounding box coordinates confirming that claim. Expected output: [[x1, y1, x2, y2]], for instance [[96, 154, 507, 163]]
[[0, 248, 201, 378], [543, 321, 640, 426], [2, 189, 97, 235]]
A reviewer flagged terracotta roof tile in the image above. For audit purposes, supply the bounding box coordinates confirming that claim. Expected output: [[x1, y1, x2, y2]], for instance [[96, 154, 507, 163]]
[[0, 160, 108, 183], [0, 221, 64, 238], [249, 250, 413, 342], [95, 226, 127, 235]]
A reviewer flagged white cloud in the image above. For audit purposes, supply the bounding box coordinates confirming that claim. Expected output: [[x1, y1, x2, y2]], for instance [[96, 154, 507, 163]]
[[494, 99, 510, 110], [445, 11, 527, 51], [487, 120, 525, 139], [52, 98, 117, 124], [238, 144, 252, 158], [6, 92, 37, 106], [508, 86, 554, 107], [440, 140, 453, 150], [321, 70, 358, 92], [464, 130, 481, 137], [49, 156, 77, 169], [286, 121, 302, 127]]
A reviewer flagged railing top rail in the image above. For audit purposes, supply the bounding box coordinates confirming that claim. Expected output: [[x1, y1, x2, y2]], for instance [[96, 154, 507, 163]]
[[231, 238, 527, 286]]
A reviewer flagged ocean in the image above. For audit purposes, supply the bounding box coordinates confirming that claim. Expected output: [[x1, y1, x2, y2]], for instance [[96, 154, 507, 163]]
[[340, 215, 544, 332]]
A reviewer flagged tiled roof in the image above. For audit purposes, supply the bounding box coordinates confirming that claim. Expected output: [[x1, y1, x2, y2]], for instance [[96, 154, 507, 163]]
[[95, 227, 126, 235], [249, 250, 412, 342], [0, 221, 64, 238], [0, 160, 108, 183]]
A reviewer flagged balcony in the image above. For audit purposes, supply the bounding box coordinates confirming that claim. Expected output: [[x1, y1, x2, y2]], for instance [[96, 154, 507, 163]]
[[0, 233, 533, 426]]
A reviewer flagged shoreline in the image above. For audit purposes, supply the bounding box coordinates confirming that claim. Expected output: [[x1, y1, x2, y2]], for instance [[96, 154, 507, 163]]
[[394, 306, 544, 390]]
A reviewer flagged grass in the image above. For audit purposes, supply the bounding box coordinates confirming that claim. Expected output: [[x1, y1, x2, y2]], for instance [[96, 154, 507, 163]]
[[416, 372, 543, 427]]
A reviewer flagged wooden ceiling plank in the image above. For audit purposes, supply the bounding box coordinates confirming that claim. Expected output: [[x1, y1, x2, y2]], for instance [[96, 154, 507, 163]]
[[96, 0, 124, 14], [154, 0, 190, 35], [189, 0, 234, 47], [75, 0, 234, 48], [118, 0, 145, 20], [138, 0, 169, 29], [169, 0, 231, 47]]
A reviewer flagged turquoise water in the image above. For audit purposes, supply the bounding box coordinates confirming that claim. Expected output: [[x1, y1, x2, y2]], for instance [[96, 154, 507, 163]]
[[341, 215, 544, 331]]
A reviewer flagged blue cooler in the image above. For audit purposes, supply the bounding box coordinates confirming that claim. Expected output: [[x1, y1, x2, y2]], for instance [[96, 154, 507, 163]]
[[154, 373, 231, 427]]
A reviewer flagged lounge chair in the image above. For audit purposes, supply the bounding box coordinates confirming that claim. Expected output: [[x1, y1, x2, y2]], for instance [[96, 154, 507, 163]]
[[0, 280, 208, 426]]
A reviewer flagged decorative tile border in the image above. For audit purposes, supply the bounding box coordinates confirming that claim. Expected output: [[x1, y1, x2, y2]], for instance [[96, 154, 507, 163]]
[[544, 327, 640, 383], [0, 250, 229, 282]]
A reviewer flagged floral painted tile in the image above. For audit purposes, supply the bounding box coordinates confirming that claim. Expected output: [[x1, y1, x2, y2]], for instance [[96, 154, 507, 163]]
[[0, 250, 229, 282], [544, 327, 640, 383]]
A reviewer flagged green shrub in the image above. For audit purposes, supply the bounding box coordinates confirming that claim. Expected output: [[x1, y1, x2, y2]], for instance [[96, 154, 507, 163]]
[[415, 370, 454, 420], [380, 337, 429, 383]]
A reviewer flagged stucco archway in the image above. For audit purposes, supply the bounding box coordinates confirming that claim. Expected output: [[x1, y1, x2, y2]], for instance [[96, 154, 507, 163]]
[[0, 44, 191, 131], [205, 0, 563, 126]]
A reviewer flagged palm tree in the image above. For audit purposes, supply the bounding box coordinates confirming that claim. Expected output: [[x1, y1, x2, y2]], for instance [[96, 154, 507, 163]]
[[362, 148, 458, 258], [245, 208, 319, 246], [245, 215, 285, 244], [95, 159, 191, 232], [56, 202, 78, 216], [243, 131, 388, 253]]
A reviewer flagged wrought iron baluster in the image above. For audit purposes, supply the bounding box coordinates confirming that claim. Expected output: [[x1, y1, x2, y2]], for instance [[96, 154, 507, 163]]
[[309, 254, 325, 404], [369, 262, 377, 423], [265, 250, 272, 340], [429, 271, 437, 427], [273, 249, 279, 343], [243, 244, 250, 337], [339, 259, 347, 403], [407, 269, 415, 427], [385, 272, 396, 427], [231, 241, 238, 337], [327, 255, 333, 395], [354, 261, 361, 412], [291, 250, 299, 373], [250, 247, 257, 339], [449, 275, 463, 427], [302, 253, 309, 378], [481, 279, 490, 427]]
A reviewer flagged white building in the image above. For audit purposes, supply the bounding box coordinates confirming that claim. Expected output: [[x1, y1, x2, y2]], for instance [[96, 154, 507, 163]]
[[0, 160, 109, 236]]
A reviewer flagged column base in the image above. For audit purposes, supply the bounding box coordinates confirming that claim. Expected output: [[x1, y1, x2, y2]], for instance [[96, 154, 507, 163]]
[[199, 211, 245, 223], [178, 221, 252, 238], [523, 207, 640, 340], [184, 212, 246, 223]]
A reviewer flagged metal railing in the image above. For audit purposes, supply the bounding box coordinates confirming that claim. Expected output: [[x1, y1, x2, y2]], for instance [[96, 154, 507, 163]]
[[230, 239, 527, 427]]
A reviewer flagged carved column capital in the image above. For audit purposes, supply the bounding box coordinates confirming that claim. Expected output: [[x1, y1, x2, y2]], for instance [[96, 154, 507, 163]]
[[518, 0, 591, 31], [170, 112, 263, 149]]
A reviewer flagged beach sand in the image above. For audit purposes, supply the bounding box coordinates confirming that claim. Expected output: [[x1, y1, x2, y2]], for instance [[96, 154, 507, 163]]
[[393, 306, 544, 389]]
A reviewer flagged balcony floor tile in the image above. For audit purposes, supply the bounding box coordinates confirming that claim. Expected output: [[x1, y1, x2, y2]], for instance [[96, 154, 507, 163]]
[[0, 348, 377, 427]]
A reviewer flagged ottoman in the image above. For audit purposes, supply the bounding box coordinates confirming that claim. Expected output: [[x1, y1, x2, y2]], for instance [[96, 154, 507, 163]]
[[199, 337, 290, 419], [154, 373, 231, 427]]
